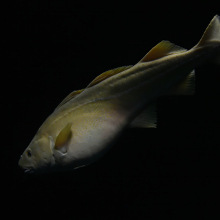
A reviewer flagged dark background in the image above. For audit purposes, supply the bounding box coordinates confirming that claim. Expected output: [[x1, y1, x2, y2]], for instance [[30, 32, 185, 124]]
[[5, 2, 220, 219]]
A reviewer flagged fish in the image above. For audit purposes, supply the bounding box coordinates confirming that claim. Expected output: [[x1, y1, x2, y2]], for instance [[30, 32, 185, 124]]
[[18, 15, 220, 174]]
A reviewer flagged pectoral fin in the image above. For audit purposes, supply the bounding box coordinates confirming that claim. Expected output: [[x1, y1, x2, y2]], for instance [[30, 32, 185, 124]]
[[130, 102, 157, 128], [54, 122, 73, 153]]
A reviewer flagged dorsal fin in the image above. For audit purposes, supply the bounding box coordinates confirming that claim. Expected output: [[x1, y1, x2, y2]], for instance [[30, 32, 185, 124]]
[[87, 65, 133, 88], [139, 40, 187, 62], [55, 66, 132, 110], [55, 89, 84, 110]]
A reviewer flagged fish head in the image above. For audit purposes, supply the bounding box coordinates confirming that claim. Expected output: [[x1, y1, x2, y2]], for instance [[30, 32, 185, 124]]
[[18, 134, 54, 173]]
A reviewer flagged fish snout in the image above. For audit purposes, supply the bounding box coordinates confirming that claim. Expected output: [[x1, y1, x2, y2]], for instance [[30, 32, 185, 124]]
[[18, 155, 34, 173]]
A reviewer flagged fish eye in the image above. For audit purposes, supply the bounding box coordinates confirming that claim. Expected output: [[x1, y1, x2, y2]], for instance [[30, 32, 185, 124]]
[[27, 149, 32, 157]]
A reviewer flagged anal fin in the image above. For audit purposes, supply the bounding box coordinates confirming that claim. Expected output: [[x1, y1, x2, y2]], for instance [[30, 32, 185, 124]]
[[130, 102, 157, 128], [166, 70, 195, 96]]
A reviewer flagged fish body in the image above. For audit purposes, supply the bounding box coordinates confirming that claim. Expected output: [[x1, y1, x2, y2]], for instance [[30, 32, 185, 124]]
[[18, 15, 220, 173]]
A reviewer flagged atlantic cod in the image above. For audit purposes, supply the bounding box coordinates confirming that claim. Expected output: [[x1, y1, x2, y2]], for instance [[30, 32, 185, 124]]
[[18, 15, 220, 173]]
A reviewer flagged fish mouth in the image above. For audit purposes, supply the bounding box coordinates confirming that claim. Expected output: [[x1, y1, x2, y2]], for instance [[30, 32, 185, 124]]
[[19, 165, 34, 174], [18, 156, 34, 173], [23, 167, 34, 174]]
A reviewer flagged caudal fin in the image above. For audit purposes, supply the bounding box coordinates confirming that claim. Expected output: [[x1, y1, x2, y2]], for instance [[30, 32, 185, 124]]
[[197, 15, 220, 46], [196, 15, 220, 64]]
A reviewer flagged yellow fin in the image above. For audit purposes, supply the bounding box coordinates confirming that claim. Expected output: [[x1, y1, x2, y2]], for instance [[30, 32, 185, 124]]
[[139, 40, 187, 62], [55, 66, 132, 110], [87, 65, 133, 88], [56, 89, 84, 110], [166, 70, 195, 96], [54, 122, 72, 153], [130, 103, 157, 128]]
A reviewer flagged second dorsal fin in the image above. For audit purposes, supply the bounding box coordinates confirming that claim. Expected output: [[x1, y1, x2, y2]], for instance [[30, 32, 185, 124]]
[[87, 65, 133, 88], [139, 40, 187, 62]]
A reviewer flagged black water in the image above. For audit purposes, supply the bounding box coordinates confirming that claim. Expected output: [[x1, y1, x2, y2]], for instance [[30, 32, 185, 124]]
[[5, 5, 220, 220]]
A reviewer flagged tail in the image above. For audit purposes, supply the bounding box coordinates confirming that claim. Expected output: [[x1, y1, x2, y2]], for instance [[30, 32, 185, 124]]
[[196, 15, 220, 64]]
